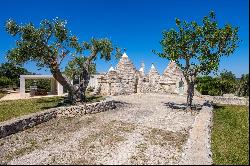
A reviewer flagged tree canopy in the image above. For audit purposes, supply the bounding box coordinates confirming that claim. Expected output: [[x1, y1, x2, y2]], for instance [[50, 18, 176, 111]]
[[0, 62, 30, 88], [154, 11, 240, 107], [5, 18, 122, 104], [64, 56, 96, 81], [196, 70, 240, 96]]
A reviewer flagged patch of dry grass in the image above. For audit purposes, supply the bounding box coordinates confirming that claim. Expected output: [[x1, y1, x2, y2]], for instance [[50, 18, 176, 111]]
[[77, 120, 137, 163], [0, 92, 6, 99], [1, 139, 39, 164], [130, 143, 149, 164], [144, 128, 188, 150], [80, 120, 136, 147]]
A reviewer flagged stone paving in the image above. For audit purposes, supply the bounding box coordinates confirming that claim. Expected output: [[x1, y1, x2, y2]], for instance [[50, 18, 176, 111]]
[[0, 93, 212, 165]]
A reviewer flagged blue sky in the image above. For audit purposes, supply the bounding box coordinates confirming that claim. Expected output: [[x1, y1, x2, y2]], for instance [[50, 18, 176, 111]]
[[0, 0, 249, 77]]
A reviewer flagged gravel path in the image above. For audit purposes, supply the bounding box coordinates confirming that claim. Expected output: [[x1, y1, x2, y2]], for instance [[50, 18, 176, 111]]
[[0, 93, 212, 165]]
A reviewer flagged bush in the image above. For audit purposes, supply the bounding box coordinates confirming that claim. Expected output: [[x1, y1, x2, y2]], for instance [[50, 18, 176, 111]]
[[0, 76, 12, 88], [196, 70, 248, 96], [25, 79, 51, 92]]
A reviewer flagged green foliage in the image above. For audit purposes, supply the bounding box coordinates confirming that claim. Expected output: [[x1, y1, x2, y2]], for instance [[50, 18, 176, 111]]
[[0, 97, 63, 122], [196, 76, 221, 95], [6, 18, 79, 69], [5, 18, 121, 72], [219, 70, 237, 95], [196, 70, 248, 96], [6, 18, 122, 103], [236, 74, 249, 97], [25, 79, 51, 91], [0, 76, 12, 88], [211, 105, 249, 165], [154, 11, 240, 77], [64, 56, 96, 80], [154, 11, 240, 106], [0, 62, 30, 87]]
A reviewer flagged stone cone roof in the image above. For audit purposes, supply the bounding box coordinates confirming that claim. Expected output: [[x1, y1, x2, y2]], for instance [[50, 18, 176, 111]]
[[116, 52, 136, 74], [148, 64, 160, 76], [163, 61, 183, 77], [162, 61, 185, 84], [108, 66, 115, 72]]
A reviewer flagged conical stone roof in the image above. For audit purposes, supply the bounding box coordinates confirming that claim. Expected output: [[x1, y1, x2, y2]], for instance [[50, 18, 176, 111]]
[[148, 64, 160, 76], [116, 52, 136, 74], [161, 61, 185, 84], [115, 52, 137, 94]]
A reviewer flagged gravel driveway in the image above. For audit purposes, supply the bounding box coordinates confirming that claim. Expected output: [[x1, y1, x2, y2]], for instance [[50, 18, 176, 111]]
[[0, 93, 212, 165]]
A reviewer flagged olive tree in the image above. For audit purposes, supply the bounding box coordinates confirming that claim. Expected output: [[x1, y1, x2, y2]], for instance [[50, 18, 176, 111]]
[[6, 18, 121, 104], [154, 11, 240, 108], [64, 56, 96, 83]]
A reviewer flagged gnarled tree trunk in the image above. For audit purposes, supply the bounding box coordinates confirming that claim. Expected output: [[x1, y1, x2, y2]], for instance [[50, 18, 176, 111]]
[[183, 69, 197, 110], [51, 67, 72, 101], [78, 65, 90, 102], [50, 66, 82, 104], [186, 81, 195, 109], [50, 53, 97, 105]]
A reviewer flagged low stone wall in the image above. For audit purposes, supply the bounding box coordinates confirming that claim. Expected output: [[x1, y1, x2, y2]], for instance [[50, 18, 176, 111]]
[[56, 100, 117, 117], [0, 100, 119, 139], [202, 95, 249, 106]]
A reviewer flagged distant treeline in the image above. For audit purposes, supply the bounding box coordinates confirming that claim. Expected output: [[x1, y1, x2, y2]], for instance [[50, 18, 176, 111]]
[[196, 70, 249, 97], [0, 62, 50, 91], [0, 62, 249, 96]]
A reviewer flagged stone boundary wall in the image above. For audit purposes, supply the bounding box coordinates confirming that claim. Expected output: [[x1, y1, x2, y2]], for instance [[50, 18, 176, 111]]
[[0, 100, 119, 139], [202, 95, 249, 106]]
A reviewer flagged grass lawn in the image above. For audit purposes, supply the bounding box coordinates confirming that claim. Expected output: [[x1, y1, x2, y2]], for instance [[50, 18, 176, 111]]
[[0, 97, 63, 122], [0, 91, 7, 99], [0, 94, 104, 123], [0, 93, 6, 99], [211, 105, 249, 165]]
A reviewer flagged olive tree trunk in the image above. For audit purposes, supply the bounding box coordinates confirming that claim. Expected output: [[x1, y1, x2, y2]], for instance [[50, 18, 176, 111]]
[[186, 81, 195, 109], [50, 53, 96, 104], [78, 65, 90, 102], [51, 66, 87, 104], [183, 70, 197, 110]]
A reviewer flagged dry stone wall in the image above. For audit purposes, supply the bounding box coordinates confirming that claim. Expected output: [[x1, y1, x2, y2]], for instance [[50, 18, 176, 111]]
[[0, 100, 120, 139], [202, 95, 249, 106], [97, 53, 188, 96], [97, 53, 137, 95], [115, 54, 137, 94]]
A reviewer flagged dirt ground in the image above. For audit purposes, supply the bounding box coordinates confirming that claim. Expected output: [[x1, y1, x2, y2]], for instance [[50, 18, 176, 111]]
[[0, 93, 212, 165]]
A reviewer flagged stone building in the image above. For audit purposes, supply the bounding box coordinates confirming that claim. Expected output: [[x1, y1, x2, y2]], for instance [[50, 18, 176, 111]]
[[94, 52, 188, 96]]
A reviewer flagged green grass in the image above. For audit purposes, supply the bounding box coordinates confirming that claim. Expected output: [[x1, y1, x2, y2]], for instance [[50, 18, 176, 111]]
[[0, 94, 104, 122], [0, 93, 6, 99], [0, 90, 7, 99], [211, 105, 249, 165], [0, 97, 63, 122]]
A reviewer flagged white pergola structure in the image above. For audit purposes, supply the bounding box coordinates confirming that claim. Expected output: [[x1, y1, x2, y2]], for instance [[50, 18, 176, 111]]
[[20, 75, 63, 98]]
